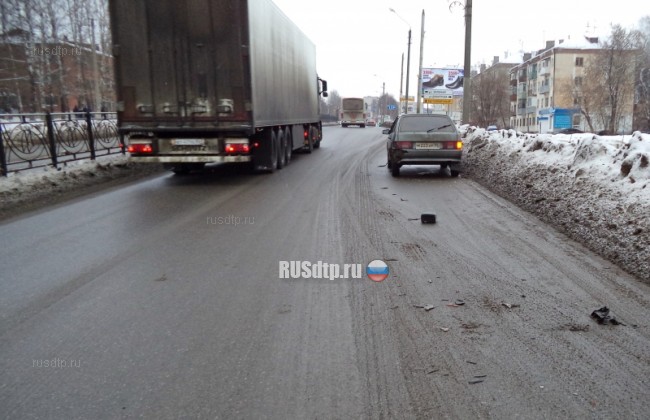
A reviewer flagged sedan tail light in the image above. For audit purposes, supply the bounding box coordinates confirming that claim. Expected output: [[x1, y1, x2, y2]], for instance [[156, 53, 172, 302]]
[[443, 141, 463, 150], [395, 141, 413, 149]]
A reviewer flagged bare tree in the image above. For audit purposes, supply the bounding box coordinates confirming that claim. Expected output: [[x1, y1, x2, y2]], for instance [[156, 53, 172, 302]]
[[470, 65, 510, 128], [585, 25, 640, 133], [327, 90, 342, 119], [0, 0, 112, 112], [562, 25, 641, 133], [636, 16, 650, 131]]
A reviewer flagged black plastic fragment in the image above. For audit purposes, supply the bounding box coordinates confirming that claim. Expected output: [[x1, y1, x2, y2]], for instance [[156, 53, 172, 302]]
[[421, 213, 436, 224], [590, 306, 622, 325]]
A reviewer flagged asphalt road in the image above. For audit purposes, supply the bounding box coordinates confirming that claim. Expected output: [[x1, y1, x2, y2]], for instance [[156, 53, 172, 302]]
[[1, 126, 649, 419]]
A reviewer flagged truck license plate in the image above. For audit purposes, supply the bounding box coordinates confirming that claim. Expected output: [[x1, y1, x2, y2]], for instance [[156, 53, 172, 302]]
[[173, 139, 205, 146]]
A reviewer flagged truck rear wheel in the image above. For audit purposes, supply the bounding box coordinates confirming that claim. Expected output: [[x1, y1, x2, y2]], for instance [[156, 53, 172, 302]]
[[285, 130, 293, 164], [276, 129, 286, 169]]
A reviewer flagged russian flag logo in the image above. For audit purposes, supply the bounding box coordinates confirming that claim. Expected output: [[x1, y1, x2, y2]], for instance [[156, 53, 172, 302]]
[[366, 260, 389, 282]]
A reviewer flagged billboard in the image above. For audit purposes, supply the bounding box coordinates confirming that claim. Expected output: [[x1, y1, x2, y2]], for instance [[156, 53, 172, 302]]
[[421, 68, 464, 98]]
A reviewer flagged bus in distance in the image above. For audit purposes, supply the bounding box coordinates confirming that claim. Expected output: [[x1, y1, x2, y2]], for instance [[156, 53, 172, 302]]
[[340, 97, 366, 128]]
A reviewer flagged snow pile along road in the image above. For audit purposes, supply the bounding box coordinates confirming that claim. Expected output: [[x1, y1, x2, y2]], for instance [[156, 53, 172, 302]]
[[0, 155, 162, 220], [463, 128, 650, 284]]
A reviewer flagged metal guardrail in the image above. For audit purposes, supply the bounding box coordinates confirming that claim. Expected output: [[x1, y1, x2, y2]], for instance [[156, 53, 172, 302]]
[[0, 112, 125, 176]]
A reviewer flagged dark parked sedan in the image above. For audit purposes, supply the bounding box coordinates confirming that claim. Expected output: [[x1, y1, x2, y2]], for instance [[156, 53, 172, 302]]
[[384, 114, 462, 177]]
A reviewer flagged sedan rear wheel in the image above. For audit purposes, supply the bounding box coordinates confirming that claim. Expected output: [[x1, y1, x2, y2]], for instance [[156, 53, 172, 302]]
[[391, 162, 400, 177]]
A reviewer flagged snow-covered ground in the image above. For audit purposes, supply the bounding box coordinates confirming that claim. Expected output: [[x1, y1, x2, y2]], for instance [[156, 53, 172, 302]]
[[462, 128, 649, 283], [1, 129, 648, 282]]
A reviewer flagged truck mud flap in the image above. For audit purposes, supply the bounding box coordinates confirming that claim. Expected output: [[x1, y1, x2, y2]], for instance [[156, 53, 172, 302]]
[[252, 129, 277, 173]]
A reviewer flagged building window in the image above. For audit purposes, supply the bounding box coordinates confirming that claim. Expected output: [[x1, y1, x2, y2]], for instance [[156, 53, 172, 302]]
[[575, 76, 582, 86], [575, 57, 584, 67], [572, 114, 581, 127]]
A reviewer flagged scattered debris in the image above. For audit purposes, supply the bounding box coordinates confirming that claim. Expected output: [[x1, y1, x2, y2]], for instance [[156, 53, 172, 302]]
[[447, 299, 465, 307], [408, 218, 420, 221], [421, 213, 437, 224], [474, 374, 487, 378], [440, 327, 449, 332], [414, 304, 435, 311], [468, 379, 484, 384], [400, 198, 408, 201], [502, 303, 520, 309], [428, 279, 433, 283], [384, 258, 399, 261], [427, 369, 440, 374], [562, 323, 590, 332], [466, 360, 477, 365], [390, 305, 399, 310], [461, 322, 481, 330], [378, 164, 387, 167], [381, 187, 389, 189], [591, 306, 623, 325]]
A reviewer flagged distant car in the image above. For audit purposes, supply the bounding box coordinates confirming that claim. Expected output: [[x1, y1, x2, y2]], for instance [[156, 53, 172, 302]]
[[486, 125, 498, 131], [558, 128, 584, 134], [366, 119, 376, 127], [384, 114, 462, 177]]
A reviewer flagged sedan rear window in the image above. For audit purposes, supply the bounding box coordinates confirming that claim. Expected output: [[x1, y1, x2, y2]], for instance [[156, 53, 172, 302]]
[[399, 117, 456, 133]]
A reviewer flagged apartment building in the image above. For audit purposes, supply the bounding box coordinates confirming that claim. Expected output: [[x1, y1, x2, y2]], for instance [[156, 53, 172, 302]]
[[509, 37, 635, 134]]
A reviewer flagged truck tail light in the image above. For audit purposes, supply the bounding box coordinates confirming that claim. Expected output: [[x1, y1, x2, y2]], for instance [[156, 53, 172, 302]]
[[395, 141, 413, 149], [225, 142, 250, 154], [127, 141, 153, 154]]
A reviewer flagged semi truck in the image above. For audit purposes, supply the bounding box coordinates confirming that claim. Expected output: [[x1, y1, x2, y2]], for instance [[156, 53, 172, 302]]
[[108, 0, 328, 174]]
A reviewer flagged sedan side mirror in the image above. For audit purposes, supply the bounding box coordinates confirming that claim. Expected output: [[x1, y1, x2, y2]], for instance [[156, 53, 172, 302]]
[[382, 129, 390, 135]]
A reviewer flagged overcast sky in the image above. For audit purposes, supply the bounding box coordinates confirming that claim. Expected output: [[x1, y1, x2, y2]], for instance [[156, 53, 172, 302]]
[[271, 0, 646, 100]]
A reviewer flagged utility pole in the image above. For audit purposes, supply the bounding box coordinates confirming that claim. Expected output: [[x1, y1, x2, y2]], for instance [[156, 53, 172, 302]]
[[381, 82, 385, 123], [417, 10, 425, 114], [390, 8, 411, 114], [405, 28, 411, 114], [462, 0, 472, 124], [399, 53, 404, 114]]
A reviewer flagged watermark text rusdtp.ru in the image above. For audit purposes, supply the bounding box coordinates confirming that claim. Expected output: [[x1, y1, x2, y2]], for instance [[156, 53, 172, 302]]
[[33, 358, 81, 368], [28, 46, 82, 56], [206, 215, 255, 226], [279, 261, 362, 280]]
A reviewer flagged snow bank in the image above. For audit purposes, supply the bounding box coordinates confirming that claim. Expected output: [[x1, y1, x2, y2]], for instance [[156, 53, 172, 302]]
[[463, 128, 649, 283]]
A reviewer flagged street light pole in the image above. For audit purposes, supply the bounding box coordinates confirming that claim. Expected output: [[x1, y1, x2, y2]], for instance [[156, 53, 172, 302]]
[[399, 53, 404, 114], [390, 8, 412, 114], [417, 10, 425, 114], [462, 0, 472, 124], [405, 29, 411, 114], [381, 82, 385, 123]]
